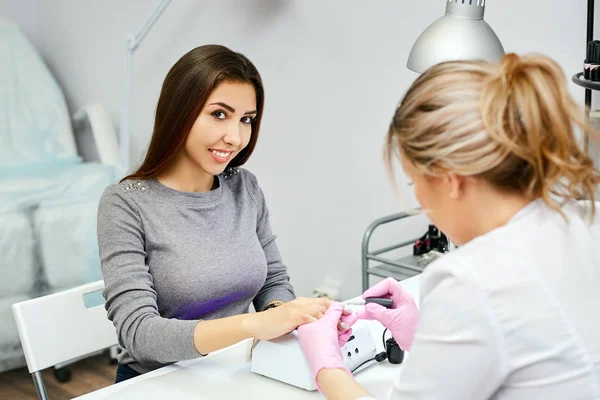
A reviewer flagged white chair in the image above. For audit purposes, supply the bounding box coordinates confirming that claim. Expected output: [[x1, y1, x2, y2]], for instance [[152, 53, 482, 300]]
[[12, 280, 118, 400]]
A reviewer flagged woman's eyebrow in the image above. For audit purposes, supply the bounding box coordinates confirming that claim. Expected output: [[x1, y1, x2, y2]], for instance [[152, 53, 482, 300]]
[[210, 102, 257, 116], [209, 102, 235, 112]]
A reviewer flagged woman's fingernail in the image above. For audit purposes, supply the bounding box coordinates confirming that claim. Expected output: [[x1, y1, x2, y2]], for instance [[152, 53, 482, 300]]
[[340, 322, 349, 330]]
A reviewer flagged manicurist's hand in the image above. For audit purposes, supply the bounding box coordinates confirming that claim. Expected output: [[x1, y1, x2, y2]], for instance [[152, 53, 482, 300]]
[[296, 302, 376, 399], [297, 303, 359, 392], [357, 277, 419, 350]]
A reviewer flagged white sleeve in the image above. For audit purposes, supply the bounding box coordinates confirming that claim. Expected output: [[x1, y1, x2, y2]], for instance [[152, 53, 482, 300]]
[[387, 260, 508, 399]]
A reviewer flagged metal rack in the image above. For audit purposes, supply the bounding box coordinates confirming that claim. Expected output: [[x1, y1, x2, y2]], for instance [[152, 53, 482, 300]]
[[571, 0, 597, 157], [361, 212, 428, 292]]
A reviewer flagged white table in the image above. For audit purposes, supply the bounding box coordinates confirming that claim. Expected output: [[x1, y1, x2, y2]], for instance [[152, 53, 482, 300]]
[[75, 276, 421, 399]]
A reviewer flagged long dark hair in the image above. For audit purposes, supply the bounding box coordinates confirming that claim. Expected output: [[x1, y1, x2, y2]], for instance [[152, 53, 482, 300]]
[[122, 44, 265, 182]]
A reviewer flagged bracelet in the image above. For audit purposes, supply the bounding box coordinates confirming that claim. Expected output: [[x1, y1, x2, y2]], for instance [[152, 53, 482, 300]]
[[263, 300, 284, 311]]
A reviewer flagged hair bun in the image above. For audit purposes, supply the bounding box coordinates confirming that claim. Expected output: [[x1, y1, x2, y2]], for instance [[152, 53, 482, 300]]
[[501, 53, 521, 87]]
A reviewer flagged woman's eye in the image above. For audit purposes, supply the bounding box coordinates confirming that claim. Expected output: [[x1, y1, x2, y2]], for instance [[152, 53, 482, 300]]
[[241, 116, 254, 125], [212, 110, 226, 120]]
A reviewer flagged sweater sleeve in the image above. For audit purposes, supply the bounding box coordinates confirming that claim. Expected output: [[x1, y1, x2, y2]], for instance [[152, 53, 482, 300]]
[[97, 186, 201, 364], [242, 171, 296, 311]]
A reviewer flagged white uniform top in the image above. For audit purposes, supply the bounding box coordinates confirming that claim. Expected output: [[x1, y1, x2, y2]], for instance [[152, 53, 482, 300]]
[[362, 199, 600, 400]]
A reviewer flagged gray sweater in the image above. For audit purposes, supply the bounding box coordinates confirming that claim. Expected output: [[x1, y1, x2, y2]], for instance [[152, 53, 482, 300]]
[[97, 168, 296, 374]]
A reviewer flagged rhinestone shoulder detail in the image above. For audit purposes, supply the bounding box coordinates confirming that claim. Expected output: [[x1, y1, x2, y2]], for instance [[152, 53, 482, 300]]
[[221, 167, 240, 179], [119, 181, 147, 192]]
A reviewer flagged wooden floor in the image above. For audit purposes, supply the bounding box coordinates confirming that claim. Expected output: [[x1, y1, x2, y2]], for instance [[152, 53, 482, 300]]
[[0, 353, 116, 399]]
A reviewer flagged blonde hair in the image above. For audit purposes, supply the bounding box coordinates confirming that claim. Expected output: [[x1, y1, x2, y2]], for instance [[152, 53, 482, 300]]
[[386, 53, 600, 216]]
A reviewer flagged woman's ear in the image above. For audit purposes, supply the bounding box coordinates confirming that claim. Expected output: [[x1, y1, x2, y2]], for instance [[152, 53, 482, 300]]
[[446, 173, 465, 199]]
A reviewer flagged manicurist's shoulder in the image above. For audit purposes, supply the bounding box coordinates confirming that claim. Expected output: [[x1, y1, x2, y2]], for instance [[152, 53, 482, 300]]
[[418, 251, 469, 296], [417, 238, 497, 303]]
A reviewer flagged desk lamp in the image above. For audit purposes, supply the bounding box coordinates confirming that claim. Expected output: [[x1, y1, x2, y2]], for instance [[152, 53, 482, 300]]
[[407, 0, 505, 73]]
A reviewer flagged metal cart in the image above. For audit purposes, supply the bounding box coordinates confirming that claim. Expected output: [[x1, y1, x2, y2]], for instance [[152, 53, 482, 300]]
[[361, 212, 428, 292]]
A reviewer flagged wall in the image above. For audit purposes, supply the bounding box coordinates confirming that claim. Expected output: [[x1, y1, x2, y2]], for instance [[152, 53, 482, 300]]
[[0, 0, 587, 299]]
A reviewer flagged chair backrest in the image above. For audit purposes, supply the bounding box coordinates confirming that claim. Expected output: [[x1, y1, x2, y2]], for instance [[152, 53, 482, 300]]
[[12, 280, 118, 373]]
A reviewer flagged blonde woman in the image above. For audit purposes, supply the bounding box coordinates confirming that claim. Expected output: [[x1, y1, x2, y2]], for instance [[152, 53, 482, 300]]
[[298, 53, 600, 399]]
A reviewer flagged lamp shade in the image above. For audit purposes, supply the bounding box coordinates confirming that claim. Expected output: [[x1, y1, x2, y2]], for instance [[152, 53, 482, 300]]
[[407, 0, 505, 73]]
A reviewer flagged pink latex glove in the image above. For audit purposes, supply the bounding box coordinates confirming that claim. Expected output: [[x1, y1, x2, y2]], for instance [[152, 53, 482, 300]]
[[338, 308, 359, 346], [298, 303, 359, 390], [356, 277, 419, 350]]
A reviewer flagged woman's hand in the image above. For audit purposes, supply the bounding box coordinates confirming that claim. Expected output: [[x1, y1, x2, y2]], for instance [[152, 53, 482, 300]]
[[246, 297, 339, 341], [357, 277, 419, 350], [297, 303, 358, 390]]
